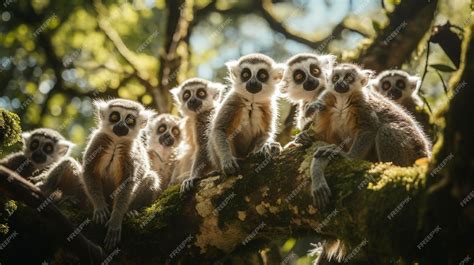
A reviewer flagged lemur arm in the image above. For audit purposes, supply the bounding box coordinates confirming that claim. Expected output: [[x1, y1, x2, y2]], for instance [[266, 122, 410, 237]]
[[190, 117, 211, 179], [211, 98, 240, 162], [82, 136, 107, 210]]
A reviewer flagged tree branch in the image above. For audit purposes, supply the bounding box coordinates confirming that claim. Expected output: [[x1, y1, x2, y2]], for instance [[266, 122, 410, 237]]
[[0, 166, 103, 264]]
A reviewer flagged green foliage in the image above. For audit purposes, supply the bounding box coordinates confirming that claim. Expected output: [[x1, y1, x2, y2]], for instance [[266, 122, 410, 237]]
[[0, 108, 22, 147]]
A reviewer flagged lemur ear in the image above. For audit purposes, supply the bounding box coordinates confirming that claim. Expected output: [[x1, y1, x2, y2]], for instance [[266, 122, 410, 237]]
[[140, 109, 155, 129], [21, 132, 31, 146], [360, 69, 375, 86], [170, 86, 181, 103], [209, 82, 226, 101], [320, 54, 337, 69], [225, 60, 239, 80], [93, 99, 108, 120], [57, 140, 74, 156], [409, 75, 421, 92], [272, 63, 286, 82]]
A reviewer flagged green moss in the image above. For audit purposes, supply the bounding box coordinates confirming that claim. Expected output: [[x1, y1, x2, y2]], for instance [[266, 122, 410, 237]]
[[0, 109, 22, 147]]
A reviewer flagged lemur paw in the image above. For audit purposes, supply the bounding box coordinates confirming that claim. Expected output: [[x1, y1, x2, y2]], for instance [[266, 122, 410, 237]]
[[93, 206, 110, 225], [126, 210, 140, 218], [104, 215, 122, 250], [294, 131, 314, 147], [180, 177, 197, 193], [311, 175, 332, 210], [304, 101, 325, 118], [222, 157, 240, 176], [314, 144, 346, 160], [258, 142, 282, 158]]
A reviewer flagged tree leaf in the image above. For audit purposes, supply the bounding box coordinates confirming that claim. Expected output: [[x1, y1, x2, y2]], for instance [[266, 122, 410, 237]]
[[429, 64, 457, 72]]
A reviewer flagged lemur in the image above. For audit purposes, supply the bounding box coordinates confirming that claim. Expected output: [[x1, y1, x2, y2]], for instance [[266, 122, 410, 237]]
[[303, 64, 431, 264], [146, 113, 182, 189], [170, 78, 224, 192], [82, 99, 160, 249], [208, 53, 284, 176], [0, 128, 74, 179], [371, 70, 432, 137], [35, 157, 89, 208], [279, 53, 336, 146]]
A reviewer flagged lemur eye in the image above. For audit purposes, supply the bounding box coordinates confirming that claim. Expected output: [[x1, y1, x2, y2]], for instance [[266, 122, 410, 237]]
[[310, 64, 321, 77], [241, 68, 251, 82], [293, 69, 306, 84], [158, 125, 166, 134], [30, 139, 39, 150], [172, 127, 180, 136], [332, 74, 339, 83], [109, 111, 120, 123], [183, 90, 191, 101], [396, 79, 406, 89], [257, 69, 269, 82], [382, 81, 391, 90], [344, 73, 355, 83], [125, 114, 136, 127], [43, 143, 54, 154], [197, 89, 207, 99]]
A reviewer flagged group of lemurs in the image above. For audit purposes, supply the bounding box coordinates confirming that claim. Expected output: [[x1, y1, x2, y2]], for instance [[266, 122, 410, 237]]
[[0, 53, 432, 262]]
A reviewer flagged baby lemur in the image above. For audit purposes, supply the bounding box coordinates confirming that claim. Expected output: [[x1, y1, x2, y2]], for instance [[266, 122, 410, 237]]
[[170, 78, 224, 192], [82, 99, 160, 249], [208, 53, 284, 176], [0, 128, 73, 179], [146, 113, 182, 189], [371, 70, 432, 137], [280, 53, 336, 131], [304, 64, 431, 264], [305, 64, 431, 209]]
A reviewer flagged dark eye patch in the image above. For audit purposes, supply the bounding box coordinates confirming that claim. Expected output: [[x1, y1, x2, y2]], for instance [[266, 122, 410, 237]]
[[158, 124, 167, 134], [344, 73, 355, 83], [382, 81, 391, 90], [332, 74, 340, 83], [293, 69, 306, 84], [172, 127, 180, 136], [257, 69, 269, 82], [309, 64, 321, 77], [109, 111, 120, 123], [43, 143, 54, 154], [125, 114, 136, 127], [396, 79, 406, 89], [30, 139, 39, 150], [197, 88, 207, 99], [241, 68, 251, 82], [183, 90, 191, 101]]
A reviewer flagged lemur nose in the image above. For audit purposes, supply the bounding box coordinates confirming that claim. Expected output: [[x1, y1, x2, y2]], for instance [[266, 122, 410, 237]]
[[388, 89, 402, 100], [113, 122, 129, 137], [159, 133, 175, 147], [32, 151, 47, 164], [246, 80, 262, 94], [334, 81, 349, 93], [303, 78, 319, 91], [187, 98, 202, 111]]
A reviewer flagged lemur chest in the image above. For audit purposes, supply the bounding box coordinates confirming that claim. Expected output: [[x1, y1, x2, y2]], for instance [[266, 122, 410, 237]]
[[237, 102, 270, 138], [99, 142, 131, 181], [328, 99, 356, 139]]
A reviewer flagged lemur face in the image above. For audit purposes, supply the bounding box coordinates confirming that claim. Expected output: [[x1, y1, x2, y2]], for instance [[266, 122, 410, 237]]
[[95, 99, 151, 139], [280, 54, 336, 102], [147, 114, 181, 149], [372, 70, 420, 102], [329, 64, 373, 95], [171, 78, 224, 116], [226, 53, 284, 99], [22, 128, 73, 168]]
